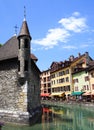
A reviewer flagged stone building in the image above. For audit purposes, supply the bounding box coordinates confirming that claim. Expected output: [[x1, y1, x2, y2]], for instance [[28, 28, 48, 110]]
[[0, 19, 41, 125]]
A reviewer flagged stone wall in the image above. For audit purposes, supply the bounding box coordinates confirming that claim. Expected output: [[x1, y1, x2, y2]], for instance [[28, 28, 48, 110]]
[[0, 60, 20, 110], [0, 59, 42, 124], [28, 59, 41, 110]]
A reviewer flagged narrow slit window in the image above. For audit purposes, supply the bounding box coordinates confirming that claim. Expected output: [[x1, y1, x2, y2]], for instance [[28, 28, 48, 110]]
[[24, 39, 28, 48], [24, 60, 28, 71], [18, 60, 20, 71], [18, 39, 20, 49]]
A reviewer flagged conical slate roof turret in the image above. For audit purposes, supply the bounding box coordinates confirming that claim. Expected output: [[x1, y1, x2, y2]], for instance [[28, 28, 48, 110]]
[[18, 19, 31, 40]]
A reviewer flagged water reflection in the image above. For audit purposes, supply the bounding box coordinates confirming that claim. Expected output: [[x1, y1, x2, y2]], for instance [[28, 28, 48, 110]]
[[2, 105, 94, 130]]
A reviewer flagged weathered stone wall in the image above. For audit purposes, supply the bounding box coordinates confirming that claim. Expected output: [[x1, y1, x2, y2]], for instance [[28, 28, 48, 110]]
[[0, 60, 19, 110], [0, 59, 41, 124], [28, 60, 41, 110], [0, 59, 30, 113]]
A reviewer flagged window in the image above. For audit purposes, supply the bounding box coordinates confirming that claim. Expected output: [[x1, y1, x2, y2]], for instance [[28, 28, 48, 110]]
[[44, 84, 46, 88], [66, 69, 69, 74], [48, 83, 51, 87], [85, 76, 89, 81], [59, 71, 63, 76], [24, 39, 28, 48], [75, 86, 78, 91], [52, 88, 54, 92], [59, 78, 65, 83], [62, 71, 65, 75], [66, 77, 69, 82], [83, 85, 86, 90], [51, 74, 55, 79], [91, 72, 94, 78], [18, 39, 20, 49], [73, 78, 78, 83], [87, 85, 89, 90], [92, 84, 94, 90], [24, 60, 28, 71], [18, 60, 20, 71], [43, 78, 46, 82], [47, 76, 50, 81]]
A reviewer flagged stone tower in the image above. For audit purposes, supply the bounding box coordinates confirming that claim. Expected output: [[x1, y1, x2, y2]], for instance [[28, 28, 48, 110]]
[[17, 18, 31, 83]]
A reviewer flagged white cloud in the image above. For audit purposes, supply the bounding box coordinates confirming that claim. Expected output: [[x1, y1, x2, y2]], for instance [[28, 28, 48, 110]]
[[33, 28, 70, 48], [72, 12, 80, 17], [32, 12, 88, 49], [59, 12, 87, 32], [80, 44, 89, 48], [62, 45, 77, 49]]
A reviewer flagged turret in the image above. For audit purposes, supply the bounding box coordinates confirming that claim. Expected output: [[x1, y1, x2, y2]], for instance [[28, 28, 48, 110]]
[[17, 19, 32, 84]]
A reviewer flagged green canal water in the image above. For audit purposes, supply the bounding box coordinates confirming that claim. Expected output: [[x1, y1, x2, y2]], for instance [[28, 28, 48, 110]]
[[2, 104, 94, 130]]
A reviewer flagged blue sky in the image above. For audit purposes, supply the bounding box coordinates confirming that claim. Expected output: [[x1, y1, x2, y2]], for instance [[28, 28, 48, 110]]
[[0, 0, 94, 71]]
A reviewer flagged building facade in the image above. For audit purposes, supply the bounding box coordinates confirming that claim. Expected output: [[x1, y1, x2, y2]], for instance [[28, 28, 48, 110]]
[[50, 61, 71, 99], [41, 52, 94, 100], [40, 69, 51, 97], [72, 69, 90, 93]]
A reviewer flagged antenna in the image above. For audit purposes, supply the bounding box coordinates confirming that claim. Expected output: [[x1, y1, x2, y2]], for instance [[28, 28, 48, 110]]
[[24, 6, 26, 20], [14, 24, 18, 35]]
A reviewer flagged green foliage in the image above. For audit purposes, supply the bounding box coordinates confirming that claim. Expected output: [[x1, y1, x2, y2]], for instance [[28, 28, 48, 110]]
[[0, 43, 2, 47]]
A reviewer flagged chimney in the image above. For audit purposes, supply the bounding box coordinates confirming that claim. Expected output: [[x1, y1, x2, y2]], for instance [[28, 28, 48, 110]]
[[78, 53, 81, 57], [85, 52, 89, 65], [85, 52, 89, 57], [69, 55, 74, 61]]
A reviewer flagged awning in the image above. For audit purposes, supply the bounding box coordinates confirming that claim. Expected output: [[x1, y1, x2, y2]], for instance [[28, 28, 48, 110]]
[[40, 93, 50, 97], [82, 92, 91, 96], [51, 92, 65, 97], [71, 91, 84, 96], [43, 108, 52, 112]]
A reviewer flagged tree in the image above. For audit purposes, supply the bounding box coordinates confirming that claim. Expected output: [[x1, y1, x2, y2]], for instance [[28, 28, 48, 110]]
[[0, 44, 2, 47]]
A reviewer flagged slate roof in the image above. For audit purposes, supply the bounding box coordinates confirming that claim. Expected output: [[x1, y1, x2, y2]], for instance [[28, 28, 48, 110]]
[[18, 20, 32, 40], [0, 36, 37, 61]]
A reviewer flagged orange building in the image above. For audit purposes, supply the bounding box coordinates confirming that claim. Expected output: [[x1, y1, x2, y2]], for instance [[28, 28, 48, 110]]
[[40, 69, 51, 98]]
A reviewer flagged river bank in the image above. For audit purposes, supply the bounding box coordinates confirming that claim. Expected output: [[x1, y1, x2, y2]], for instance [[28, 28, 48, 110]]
[[41, 100, 94, 111]]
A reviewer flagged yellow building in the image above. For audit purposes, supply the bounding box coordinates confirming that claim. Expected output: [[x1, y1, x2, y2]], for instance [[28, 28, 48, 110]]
[[50, 61, 71, 99]]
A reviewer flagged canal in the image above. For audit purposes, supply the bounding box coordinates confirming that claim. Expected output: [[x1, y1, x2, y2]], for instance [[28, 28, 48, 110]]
[[2, 104, 94, 130]]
